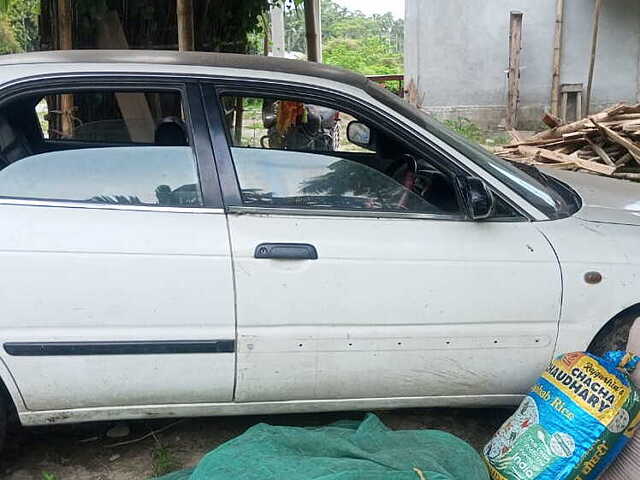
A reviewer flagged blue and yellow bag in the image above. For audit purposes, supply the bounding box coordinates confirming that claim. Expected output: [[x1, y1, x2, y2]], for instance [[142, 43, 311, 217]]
[[484, 351, 640, 480]]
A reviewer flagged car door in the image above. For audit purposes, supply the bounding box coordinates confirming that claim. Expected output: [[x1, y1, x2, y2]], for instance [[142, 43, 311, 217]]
[[204, 83, 561, 404], [0, 79, 235, 411]]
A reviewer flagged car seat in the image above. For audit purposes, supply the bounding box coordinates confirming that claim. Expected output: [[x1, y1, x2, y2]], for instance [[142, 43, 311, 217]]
[[154, 117, 189, 146], [0, 114, 32, 168]]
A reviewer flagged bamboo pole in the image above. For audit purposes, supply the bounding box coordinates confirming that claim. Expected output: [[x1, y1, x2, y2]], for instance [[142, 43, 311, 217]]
[[507, 11, 523, 130], [304, 0, 321, 62], [57, 0, 73, 137], [550, 0, 565, 117], [585, 0, 603, 116], [177, 0, 195, 52]]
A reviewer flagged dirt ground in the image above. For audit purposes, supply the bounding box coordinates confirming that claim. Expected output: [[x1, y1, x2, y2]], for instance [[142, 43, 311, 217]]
[[0, 407, 513, 480]]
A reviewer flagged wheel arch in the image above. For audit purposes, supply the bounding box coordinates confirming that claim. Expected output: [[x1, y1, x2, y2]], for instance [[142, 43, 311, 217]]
[[587, 303, 640, 356], [0, 359, 25, 422]]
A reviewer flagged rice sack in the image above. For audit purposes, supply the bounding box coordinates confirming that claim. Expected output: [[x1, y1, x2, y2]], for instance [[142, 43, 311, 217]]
[[484, 351, 640, 480]]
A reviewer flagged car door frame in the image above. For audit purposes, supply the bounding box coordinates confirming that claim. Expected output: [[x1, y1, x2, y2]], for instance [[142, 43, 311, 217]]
[[0, 75, 224, 210], [200, 78, 536, 221], [0, 73, 238, 413], [199, 78, 564, 403]]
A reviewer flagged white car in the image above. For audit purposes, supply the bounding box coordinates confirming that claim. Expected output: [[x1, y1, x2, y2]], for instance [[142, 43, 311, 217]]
[[0, 50, 638, 449]]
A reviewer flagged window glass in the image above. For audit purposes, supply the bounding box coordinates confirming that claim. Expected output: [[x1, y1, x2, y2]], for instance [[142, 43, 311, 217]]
[[222, 96, 371, 153], [41, 91, 185, 144], [0, 89, 202, 208], [0, 147, 200, 207], [233, 148, 431, 211], [221, 96, 461, 215]]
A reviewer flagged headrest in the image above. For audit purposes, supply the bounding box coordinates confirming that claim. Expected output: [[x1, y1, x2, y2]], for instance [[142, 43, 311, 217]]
[[0, 115, 17, 150], [154, 117, 188, 146]]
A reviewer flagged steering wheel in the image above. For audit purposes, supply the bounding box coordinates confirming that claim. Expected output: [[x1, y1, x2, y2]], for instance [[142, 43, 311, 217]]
[[386, 155, 420, 209], [387, 154, 417, 183]]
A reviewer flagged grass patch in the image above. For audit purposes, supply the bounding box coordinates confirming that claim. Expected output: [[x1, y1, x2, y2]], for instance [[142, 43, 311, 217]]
[[151, 445, 180, 477], [443, 117, 511, 149], [42, 473, 58, 480], [443, 117, 486, 144]]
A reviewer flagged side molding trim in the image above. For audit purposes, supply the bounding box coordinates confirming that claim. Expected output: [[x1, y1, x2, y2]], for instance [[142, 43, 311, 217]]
[[4, 340, 235, 356]]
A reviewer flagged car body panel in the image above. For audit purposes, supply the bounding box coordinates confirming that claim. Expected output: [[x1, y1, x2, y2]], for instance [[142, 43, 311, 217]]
[[18, 394, 524, 426], [543, 168, 640, 226], [0, 52, 638, 427], [0, 203, 235, 410], [230, 213, 561, 402], [537, 216, 640, 354]]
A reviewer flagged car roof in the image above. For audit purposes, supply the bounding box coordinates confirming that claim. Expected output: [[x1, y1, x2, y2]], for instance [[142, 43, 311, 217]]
[[0, 50, 368, 90], [0, 50, 429, 147]]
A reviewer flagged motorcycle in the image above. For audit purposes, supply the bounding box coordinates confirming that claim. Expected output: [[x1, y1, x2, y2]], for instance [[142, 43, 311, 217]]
[[261, 99, 340, 152]]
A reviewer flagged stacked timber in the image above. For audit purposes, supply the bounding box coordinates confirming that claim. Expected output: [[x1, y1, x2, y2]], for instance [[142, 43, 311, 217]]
[[497, 104, 640, 181]]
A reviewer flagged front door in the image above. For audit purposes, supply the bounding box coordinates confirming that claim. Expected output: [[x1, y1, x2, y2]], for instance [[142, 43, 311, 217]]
[[206, 88, 561, 403], [0, 81, 235, 410]]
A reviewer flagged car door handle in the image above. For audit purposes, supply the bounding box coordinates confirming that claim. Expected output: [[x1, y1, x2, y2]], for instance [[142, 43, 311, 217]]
[[254, 243, 318, 260]]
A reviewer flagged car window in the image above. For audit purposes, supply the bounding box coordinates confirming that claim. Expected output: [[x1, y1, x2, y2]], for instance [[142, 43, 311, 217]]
[[0, 147, 200, 207], [232, 148, 431, 211], [37, 91, 185, 144], [220, 95, 461, 215], [0, 88, 202, 208]]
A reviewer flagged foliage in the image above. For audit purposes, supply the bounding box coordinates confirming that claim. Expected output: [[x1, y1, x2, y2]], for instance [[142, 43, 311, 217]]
[[324, 36, 402, 75], [283, 0, 403, 75], [41, 0, 276, 54], [7, 0, 39, 51], [443, 118, 486, 144], [41, 473, 58, 480], [152, 445, 180, 477], [0, 0, 38, 54], [0, 14, 19, 53]]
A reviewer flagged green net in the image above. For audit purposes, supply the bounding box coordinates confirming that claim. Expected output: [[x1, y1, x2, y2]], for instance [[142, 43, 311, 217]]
[[156, 413, 489, 480]]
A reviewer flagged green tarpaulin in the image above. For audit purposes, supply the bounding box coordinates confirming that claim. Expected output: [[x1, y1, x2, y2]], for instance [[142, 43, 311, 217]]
[[157, 413, 489, 480]]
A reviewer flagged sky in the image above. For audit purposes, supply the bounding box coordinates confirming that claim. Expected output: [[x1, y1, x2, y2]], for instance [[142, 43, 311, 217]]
[[333, 0, 405, 19]]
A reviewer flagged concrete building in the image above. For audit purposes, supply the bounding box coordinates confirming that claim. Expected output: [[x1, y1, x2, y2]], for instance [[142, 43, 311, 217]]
[[404, 0, 640, 129]]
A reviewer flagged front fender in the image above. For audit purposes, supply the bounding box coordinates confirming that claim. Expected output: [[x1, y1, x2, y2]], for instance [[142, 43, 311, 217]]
[[537, 217, 640, 354]]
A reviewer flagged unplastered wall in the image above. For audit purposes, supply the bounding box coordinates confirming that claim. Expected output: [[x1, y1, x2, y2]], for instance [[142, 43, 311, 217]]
[[405, 0, 640, 129]]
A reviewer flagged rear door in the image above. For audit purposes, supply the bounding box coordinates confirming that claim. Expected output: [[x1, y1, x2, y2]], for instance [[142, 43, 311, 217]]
[[203, 83, 562, 403], [0, 79, 235, 410]]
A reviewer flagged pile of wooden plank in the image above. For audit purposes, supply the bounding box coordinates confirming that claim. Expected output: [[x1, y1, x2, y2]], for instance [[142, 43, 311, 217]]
[[497, 103, 640, 181]]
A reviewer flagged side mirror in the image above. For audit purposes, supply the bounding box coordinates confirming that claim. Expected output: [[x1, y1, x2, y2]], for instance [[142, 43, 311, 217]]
[[455, 175, 495, 221], [347, 121, 374, 149]]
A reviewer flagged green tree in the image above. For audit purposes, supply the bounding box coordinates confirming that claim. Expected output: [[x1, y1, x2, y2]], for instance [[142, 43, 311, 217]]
[[283, 0, 404, 74], [0, 0, 39, 54], [0, 15, 20, 53], [324, 36, 402, 75], [8, 0, 39, 51]]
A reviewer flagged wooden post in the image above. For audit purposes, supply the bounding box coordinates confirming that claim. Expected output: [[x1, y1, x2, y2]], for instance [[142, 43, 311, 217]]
[[271, 5, 285, 58], [507, 11, 523, 130], [57, 0, 73, 137], [260, 12, 270, 56], [637, 35, 640, 102], [96, 11, 156, 143], [234, 97, 244, 146], [304, 0, 321, 62], [177, 0, 195, 52], [550, 0, 565, 117], [585, 0, 603, 116]]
